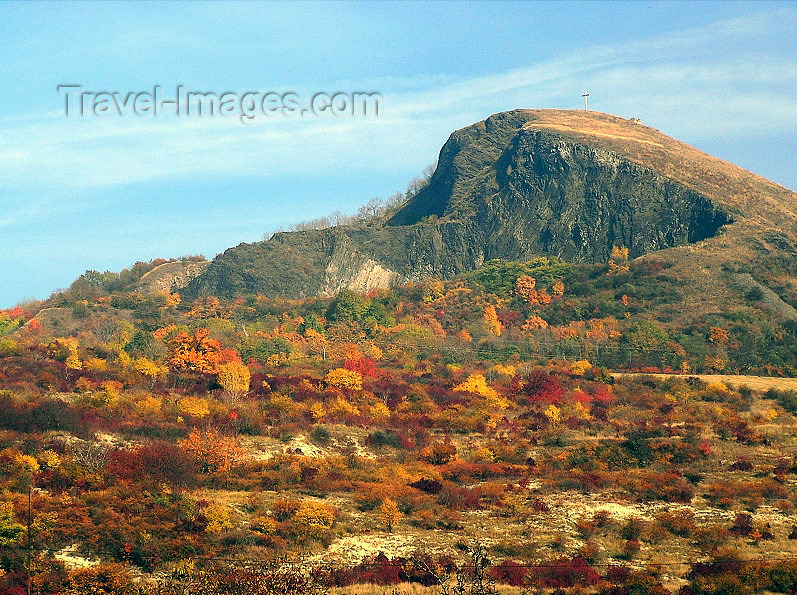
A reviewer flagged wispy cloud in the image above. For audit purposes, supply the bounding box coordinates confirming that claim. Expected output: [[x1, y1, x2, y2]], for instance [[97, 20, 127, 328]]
[[0, 7, 795, 222]]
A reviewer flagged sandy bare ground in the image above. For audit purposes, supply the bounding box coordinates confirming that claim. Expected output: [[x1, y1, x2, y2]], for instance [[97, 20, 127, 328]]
[[612, 373, 797, 392]]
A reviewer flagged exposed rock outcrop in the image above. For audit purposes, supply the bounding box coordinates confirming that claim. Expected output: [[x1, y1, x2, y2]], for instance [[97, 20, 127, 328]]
[[185, 109, 797, 299], [136, 260, 209, 294]]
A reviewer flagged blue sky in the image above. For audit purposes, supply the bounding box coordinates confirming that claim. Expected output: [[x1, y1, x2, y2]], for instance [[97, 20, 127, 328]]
[[1, 1, 796, 308]]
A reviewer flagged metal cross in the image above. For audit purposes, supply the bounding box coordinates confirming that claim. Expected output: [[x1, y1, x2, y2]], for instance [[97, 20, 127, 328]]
[[582, 91, 589, 111]]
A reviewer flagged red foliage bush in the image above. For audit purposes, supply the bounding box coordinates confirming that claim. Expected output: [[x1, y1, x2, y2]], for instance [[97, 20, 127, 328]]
[[489, 560, 528, 586], [344, 357, 381, 378], [522, 371, 565, 404], [436, 482, 482, 511], [528, 556, 601, 588], [629, 471, 694, 503], [107, 441, 196, 487]]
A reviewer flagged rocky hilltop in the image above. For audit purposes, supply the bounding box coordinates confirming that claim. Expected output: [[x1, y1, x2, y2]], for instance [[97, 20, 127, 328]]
[[185, 109, 797, 300]]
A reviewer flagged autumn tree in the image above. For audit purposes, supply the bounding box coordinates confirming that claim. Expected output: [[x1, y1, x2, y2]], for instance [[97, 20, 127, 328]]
[[522, 315, 549, 330], [454, 374, 499, 399], [709, 327, 729, 344], [291, 501, 336, 539], [514, 275, 552, 305], [325, 368, 363, 391], [514, 275, 537, 301], [217, 361, 251, 397], [379, 498, 401, 533], [177, 396, 211, 420], [133, 356, 168, 386], [178, 428, 246, 473], [204, 502, 234, 533], [483, 306, 503, 336], [51, 337, 82, 373], [0, 501, 24, 545], [608, 245, 630, 275], [167, 328, 225, 374]]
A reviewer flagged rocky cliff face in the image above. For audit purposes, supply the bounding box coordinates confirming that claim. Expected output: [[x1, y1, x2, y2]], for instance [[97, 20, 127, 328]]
[[473, 129, 733, 262], [136, 260, 209, 294], [185, 109, 795, 299], [188, 221, 485, 299]]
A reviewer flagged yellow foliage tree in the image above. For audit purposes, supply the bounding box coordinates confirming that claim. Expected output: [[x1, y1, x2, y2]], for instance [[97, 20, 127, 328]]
[[362, 342, 384, 361], [250, 515, 277, 535], [83, 357, 109, 373], [135, 395, 162, 417], [204, 502, 234, 533], [327, 396, 360, 418], [369, 402, 391, 420], [217, 361, 251, 395], [116, 349, 133, 368], [15, 453, 40, 474], [292, 501, 335, 539], [133, 357, 169, 385], [552, 279, 565, 296], [469, 446, 495, 463], [570, 360, 592, 375], [100, 381, 122, 405], [0, 502, 25, 546], [310, 402, 327, 421], [611, 245, 629, 262], [544, 404, 562, 425], [325, 368, 363, 391], [608, 245, 630, 275], [572, 401, 592, 421], [178, 396, 211, 419], [65, 350, 82, 372], [492, 364, 516, 376], [453, 374, 499, 399], [379, 498, 401, 533], [37, 450, 60, 470]]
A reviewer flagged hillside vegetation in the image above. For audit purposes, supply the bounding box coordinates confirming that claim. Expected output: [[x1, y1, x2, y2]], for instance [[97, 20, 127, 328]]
[[3, 252, 797, 594]]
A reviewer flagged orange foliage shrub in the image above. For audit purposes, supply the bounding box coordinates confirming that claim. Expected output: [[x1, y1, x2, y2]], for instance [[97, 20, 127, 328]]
[[167, 328, 225, 374], [522, 315, 548, 330], [483, 305, 503, 336], [709, 327, 730, 344], [178, 428, 246, 473]]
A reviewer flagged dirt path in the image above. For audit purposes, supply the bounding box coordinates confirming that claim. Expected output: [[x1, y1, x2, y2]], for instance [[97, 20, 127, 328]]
[[612, 372, 797, 392]]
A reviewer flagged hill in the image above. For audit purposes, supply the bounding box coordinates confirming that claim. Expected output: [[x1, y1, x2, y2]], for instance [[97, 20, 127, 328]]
[[186, 109, 797, 316]]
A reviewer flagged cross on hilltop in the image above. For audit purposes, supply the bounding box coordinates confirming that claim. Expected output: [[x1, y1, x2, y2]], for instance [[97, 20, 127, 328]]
[[582, 91, 589, 110]]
